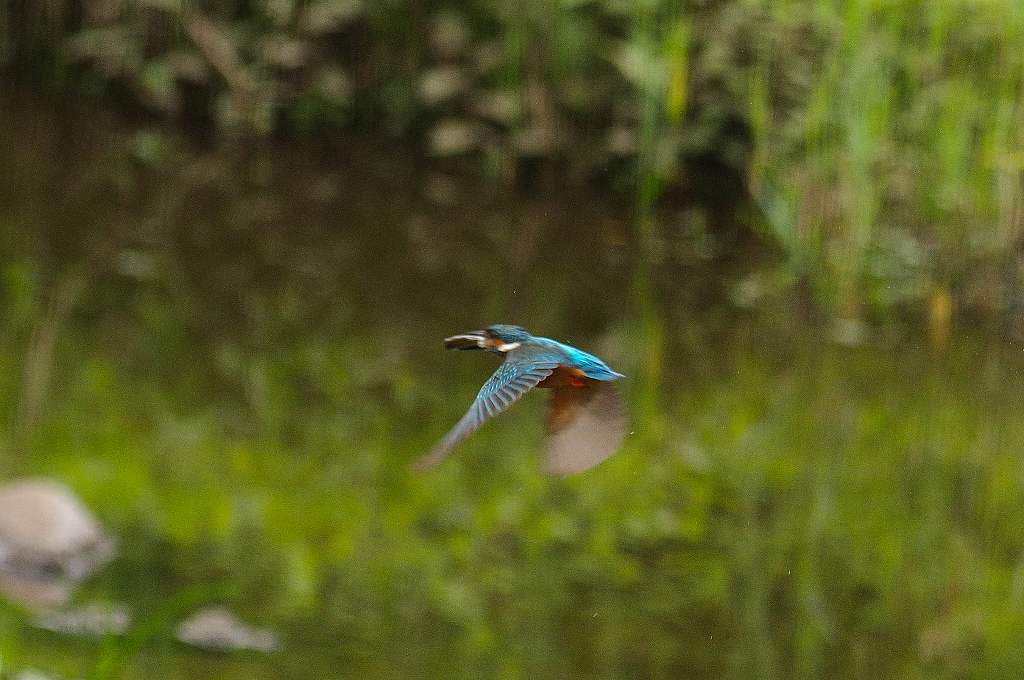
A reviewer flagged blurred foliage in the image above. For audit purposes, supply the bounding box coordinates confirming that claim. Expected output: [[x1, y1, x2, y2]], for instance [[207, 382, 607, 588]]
[[748, 0, 1024, 319], [2, 92, 1024, 679], [3, 0, 1024, 319]]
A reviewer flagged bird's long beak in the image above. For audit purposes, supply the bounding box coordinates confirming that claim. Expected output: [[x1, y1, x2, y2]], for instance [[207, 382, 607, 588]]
[[444, 330, 488, 350]]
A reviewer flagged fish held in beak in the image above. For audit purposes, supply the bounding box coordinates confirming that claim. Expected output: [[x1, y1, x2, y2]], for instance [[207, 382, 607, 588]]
[[444, 331, 488, 350]]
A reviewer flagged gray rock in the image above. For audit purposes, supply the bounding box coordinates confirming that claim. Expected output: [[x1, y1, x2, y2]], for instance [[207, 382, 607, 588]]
[[0, 573, 71, 609], [512, 125, 558, 157], [606, 126, 638, 156], [831, 317, 869, 346], [417, 66, 469, 106], [471, 90, 521, 127], [258, 35, 310, 70], [429, 11, 469, 59], [33, 602, 131, 637], [300, 0, 364, 36], [428, 119, 487, 157], [0, 478, 115, 608], [0, 479, 114, 579], [176, 607, 281, 653], [15, 670, 64, 680]]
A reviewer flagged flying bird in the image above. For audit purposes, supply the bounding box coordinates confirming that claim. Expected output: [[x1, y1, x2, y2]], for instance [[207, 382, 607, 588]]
[[415, 324, 627, 475]]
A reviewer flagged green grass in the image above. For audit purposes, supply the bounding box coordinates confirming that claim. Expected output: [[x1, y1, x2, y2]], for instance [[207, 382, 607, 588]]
[[3, 291, 1023, 678], [3, 153, 1024, 676], [748, 0, 1024, 318], [5, 1, 1024, 317], [3, 54, 1024, 677]]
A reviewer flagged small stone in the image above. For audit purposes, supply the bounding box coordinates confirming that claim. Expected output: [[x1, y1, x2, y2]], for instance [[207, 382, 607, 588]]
[[300, 0, 364, 35], [316, 67, 353, 104], [470, 90, 520, 127], [831, 317, 869, 346], [115, 249, 159, 280], [262, 0, 294, 26], [429, 11, 469, 59], [729, 273, 767, 309], [417, 66, 469, 106], [0, 574, 70, 609], [14, 670, 62, 680], [428, 119, 486, 156], [512, 125, 558, 157], [472, 40, 505, 74], [177, 607, 281, 653], [34, 603, 131, 637], [606, 126, 637, 156], [259, 35, 309, 70], [0, 479, 114, 584]]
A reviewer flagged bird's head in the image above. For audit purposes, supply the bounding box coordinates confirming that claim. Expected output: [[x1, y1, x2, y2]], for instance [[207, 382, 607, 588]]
[[444, 324, 533, 353]]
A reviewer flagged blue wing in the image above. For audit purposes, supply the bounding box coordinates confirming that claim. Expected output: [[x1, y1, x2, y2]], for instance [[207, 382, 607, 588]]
[[414, 357, 560, 470]]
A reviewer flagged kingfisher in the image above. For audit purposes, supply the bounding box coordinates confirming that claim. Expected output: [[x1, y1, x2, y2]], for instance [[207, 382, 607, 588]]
[[415, 324, 627, 475]]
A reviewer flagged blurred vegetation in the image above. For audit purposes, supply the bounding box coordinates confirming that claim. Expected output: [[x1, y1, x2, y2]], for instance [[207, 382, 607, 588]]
[[3, 0, 1024, 320], [3, 92, 1024, 679]]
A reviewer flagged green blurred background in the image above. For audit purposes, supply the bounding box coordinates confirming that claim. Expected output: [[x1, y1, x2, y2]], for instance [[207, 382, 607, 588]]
[[2, 0, 1024, 677]]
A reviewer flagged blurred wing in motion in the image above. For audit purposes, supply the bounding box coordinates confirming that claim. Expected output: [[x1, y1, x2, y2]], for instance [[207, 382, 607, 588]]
[[414, 359, 560, 471], [543, 380, 627, 475]]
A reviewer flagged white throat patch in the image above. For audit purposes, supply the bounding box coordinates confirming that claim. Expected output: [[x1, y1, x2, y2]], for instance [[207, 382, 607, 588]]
[[497, 342, 521, 352]]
